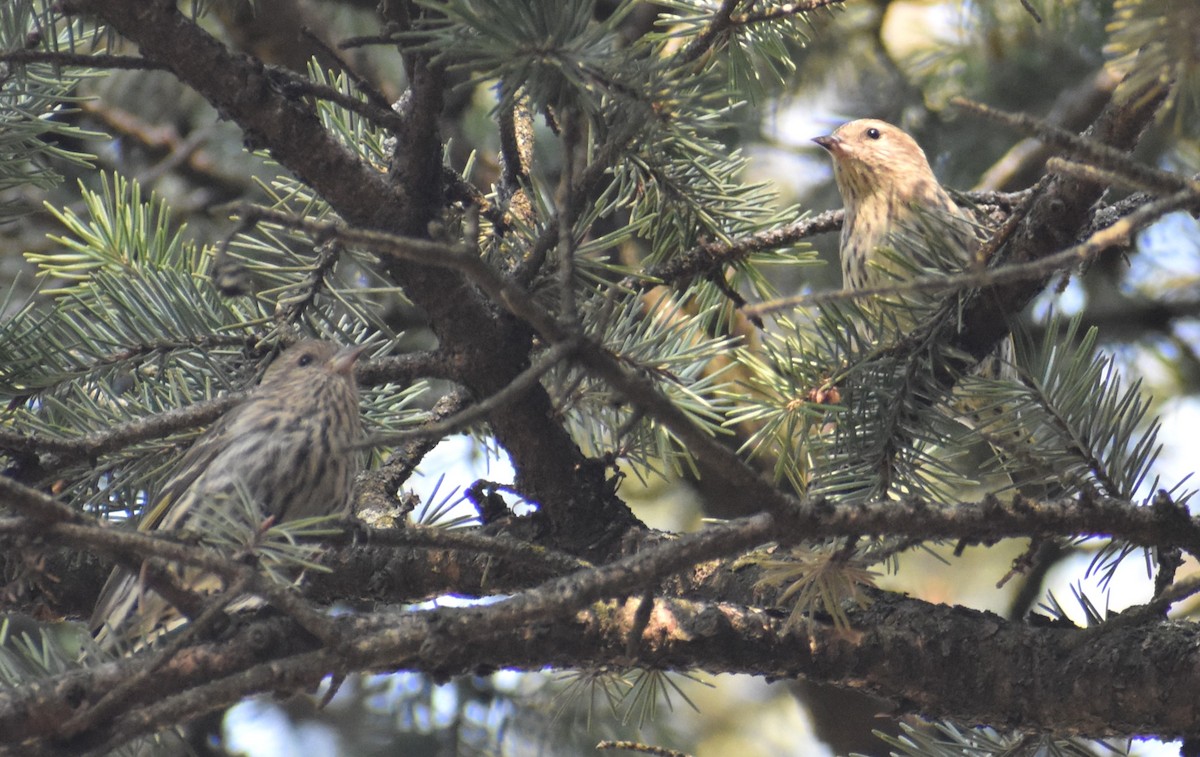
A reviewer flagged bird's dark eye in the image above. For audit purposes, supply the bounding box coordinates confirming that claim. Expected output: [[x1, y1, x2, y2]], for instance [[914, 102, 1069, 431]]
[[297, 353, 315, 367], [866, 127, 881, 140]]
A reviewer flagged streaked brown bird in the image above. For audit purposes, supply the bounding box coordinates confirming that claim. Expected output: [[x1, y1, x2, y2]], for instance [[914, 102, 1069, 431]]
[[91, 339, 365, 647], [813, 118, 979, 295], [814, 119, 1018, 425]]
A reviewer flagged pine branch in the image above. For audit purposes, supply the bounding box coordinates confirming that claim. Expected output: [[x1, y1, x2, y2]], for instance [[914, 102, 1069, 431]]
[[747, 188, 1198, 319], [6, 2, 1192, 749], [644, 210, 835, 287], [954, 97, 1200, 199], [0, 48, 164, 70], [13, 578, 1200, 750], [367, 338, 580, 444], [3, 510, 781, 748], [66, 0, 650, 556], [9, 469, 1200, 621]]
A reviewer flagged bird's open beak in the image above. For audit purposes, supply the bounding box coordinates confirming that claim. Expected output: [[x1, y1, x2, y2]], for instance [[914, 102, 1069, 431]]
[[812, 134, 839, 153], [329, 345, 367, 377]]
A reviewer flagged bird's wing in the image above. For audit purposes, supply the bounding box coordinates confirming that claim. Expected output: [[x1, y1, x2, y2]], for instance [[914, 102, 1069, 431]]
[[89, 566, 139, 636], [138, 403, 249, 532], [91, 402, 245, 635]]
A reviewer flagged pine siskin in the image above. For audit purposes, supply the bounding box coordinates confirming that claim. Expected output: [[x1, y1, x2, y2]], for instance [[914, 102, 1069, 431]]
[[91, 339, 365, 645], [814, 119, 1018, 430], [813, 118, 980, 297]]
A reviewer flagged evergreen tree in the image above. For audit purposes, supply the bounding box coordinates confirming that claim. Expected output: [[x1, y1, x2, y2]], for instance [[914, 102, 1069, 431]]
[[1, 0, 1199, 754]]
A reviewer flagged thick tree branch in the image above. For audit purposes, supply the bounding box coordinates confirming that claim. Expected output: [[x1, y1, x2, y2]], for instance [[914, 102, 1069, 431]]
[[12, 584, 1200, 750], [6, 442, 1200, 748], [3, 511, 779, 748], [8, 460, 1198, 624]]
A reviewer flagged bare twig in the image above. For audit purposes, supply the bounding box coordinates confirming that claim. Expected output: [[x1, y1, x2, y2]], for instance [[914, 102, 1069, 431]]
[[954, 97, 1197, 198], [365, 339, 580, 446], [0, 49, 165, 70]]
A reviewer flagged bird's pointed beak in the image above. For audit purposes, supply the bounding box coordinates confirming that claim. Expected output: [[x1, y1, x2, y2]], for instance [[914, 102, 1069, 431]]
[[812, 134, 839, 153], [329, 345, 367, 377]]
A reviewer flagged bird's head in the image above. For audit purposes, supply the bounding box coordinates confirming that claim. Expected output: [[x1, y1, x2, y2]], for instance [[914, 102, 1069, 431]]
[[813, 119, 937, 202], [261, 340, 365, 388]]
